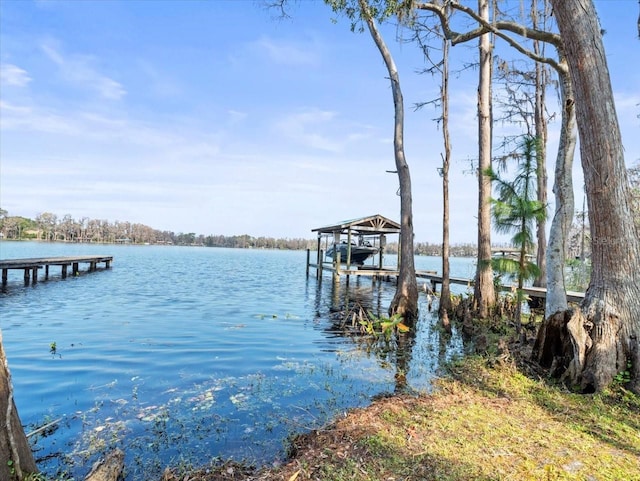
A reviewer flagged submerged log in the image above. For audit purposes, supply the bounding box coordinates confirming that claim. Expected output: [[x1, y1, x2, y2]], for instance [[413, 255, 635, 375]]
[[84, 449, 124, 481]]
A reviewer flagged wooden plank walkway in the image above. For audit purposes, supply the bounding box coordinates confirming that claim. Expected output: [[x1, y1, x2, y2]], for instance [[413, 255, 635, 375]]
[[416, 273, 585, 302], [0, 255, 113, 287], [307, 255, 585, 303]]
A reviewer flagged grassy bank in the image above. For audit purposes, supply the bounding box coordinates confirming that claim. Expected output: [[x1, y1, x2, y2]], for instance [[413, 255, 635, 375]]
[[169, 349, 640, 481]]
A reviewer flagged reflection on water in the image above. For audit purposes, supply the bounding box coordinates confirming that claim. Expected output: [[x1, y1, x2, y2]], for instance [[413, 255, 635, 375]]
[[0, 242, 466, 480]]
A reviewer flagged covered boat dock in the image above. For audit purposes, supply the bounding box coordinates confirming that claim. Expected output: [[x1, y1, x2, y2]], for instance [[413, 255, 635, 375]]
[[307, 214, 418, 283], [306, 215, 584, 304]]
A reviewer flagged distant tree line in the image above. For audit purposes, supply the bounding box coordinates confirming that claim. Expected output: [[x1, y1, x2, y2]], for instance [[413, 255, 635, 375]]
[[6, 187, 638, 258], [0, 208, 499, 257], [0, 209, 318, 250]]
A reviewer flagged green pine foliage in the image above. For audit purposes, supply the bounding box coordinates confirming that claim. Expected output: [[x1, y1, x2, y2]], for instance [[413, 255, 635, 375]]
[[485, 135, 547, 333]]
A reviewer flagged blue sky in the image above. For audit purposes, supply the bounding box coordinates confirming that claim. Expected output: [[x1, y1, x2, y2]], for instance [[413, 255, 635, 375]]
[[1, 0, 638, 243]]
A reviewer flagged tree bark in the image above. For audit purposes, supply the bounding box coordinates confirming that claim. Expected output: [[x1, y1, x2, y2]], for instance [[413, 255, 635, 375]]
[[439, 20, 452, 326], [473, 0, 496, 318], [550, 0, 640, 393], [1, 332, 38, 480], [532, 0, 549, 288], [359, 0, 418, 322], [544, 58, 576, 318]]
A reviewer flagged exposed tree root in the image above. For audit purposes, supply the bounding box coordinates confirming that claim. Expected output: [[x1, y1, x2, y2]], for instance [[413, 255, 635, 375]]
[[532, 309, 594, 388], [531, 302, 640, 394], [389, 290, 418, 325]]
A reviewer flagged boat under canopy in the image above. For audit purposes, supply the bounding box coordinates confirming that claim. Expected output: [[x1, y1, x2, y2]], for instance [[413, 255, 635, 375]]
[[326, 241, 379, 265], [311, 214, 401, 269]]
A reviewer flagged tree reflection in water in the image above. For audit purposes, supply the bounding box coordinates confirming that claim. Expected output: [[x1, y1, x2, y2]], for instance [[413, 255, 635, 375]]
[[311, 275, 461, 395]]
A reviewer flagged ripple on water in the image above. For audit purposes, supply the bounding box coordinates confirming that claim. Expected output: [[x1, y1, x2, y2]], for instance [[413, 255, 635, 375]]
[[0, 243, 466, 480]]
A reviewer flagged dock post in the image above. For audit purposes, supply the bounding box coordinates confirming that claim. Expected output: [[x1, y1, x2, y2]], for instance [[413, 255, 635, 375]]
[[105, 259, 111, 269], [23, 268, 30, 286], [2, 269, 7, 288], [45, 265, 50, 280], [61, 265, 68, 279], [73, 262, 79, 276], [306, 249, 310, 277], [316, 236, 322, 266], [333, 251, 341, 283], [31, 267, 38, 284], [318, 250, 324, 280]]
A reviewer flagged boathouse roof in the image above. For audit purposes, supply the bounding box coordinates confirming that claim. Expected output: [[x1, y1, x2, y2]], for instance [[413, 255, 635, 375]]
[[312, 214, 401, 235]]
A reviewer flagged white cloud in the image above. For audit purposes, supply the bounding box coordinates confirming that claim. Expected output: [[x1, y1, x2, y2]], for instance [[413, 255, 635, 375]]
[[274, 109, 342, 152], [271, 109, 388, 155], [253, 36, 319, 67], [138, 61, 182, 98], [227, 109, 248, 124], [0, 100, 78, 134], [0, 64, 32, 87], [41, 40, 126, 100]]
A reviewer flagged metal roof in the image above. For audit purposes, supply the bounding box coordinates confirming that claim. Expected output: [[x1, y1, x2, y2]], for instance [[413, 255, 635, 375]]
[[312, 214, 401, 235]]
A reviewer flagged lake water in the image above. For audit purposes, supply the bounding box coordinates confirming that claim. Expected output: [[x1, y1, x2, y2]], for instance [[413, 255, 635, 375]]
[[0, 241, 474, 480]]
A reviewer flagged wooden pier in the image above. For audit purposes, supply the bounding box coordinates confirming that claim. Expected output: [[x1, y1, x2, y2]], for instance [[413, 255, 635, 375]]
[[0, 255, 113, 287], [307, 256, 584, 303], [416, 273, 585, 303]]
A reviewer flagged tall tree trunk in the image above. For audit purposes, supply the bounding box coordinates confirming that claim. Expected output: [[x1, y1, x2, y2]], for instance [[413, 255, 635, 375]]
[[532, 0, 548, 288], [439, 21, 452, 327], [542, 59, 576, 318], [549, 0, 640, 393], [1, 332, 38, 480], [358, 0, 418, 322], [473, 0, 496, 318]]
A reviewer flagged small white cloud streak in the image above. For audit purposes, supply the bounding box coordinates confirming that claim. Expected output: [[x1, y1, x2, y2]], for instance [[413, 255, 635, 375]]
[[0, 101, 78, 134], [274, 110, 339, 151], [138, 60, 182, 98], [0, 100, 223, 157], [41, 40, 126, 100], [253, 36, 319, 67], [273, 109, 348, 153], [0, 64, 32, 87], [227, 110, 248, 124]]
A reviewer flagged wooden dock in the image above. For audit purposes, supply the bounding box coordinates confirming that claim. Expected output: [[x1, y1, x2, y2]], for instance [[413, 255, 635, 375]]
[[416, 273, 585, 303], [306, 250, 585, 303], [0, 256, 113, 287]]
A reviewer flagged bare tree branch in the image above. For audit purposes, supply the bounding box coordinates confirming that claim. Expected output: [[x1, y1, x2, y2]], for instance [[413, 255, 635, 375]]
[[414, 1, 565, 73]]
